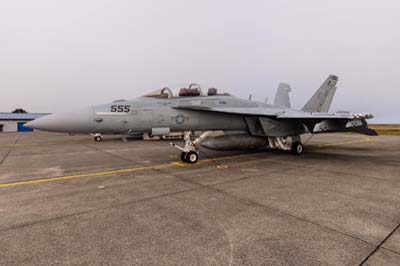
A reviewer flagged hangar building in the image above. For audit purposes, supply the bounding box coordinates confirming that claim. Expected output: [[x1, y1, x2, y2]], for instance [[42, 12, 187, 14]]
[[0, 112, 48, 132]]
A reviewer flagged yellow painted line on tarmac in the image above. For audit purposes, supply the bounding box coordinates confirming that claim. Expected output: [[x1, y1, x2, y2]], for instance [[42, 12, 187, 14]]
[[318, 137, 372, 147], [0, 163, 172, 188], [170, 162, 187, 167], [0, 153, 255, 188]]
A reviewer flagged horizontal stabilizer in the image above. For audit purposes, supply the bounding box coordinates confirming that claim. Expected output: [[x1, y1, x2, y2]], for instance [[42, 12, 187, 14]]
[[350, 127, 378, 136], [312, 118, 378, 136]]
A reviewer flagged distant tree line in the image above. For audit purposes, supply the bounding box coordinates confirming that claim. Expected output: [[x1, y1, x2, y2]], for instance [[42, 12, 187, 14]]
[[12, 108, 27, 113]]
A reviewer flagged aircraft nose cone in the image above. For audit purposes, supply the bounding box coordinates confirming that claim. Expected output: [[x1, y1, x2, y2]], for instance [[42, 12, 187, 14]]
[[25, 107, 95, 133]]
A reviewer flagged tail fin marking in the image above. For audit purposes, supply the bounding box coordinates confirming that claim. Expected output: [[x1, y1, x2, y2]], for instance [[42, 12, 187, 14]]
[[302, 75, 338, 113]]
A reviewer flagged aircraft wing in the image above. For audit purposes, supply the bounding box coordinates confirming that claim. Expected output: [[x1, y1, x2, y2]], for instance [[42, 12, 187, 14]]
[[173, 105, 354, 120], [173, 105, 377, 136], [174, 105, 278, 116]]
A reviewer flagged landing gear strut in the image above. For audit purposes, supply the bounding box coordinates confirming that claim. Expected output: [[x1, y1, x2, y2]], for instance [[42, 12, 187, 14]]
[[171, 131, 211, 163]]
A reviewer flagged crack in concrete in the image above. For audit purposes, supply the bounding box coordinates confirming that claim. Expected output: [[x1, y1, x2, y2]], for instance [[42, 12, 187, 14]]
[[358, 222, 400, 265], [0, 135, 22, 167]]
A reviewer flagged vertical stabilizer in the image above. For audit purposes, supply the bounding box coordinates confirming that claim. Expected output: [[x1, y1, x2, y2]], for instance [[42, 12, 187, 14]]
[[302, 75, 338, 113], [274, 83, 291, 108]]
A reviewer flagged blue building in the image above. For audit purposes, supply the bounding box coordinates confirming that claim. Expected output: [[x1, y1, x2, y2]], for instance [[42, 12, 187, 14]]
[[0, 113, 49, 132]]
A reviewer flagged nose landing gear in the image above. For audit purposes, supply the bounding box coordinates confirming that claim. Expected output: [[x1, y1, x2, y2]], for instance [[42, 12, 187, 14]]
[[91, 133, 103, 142]]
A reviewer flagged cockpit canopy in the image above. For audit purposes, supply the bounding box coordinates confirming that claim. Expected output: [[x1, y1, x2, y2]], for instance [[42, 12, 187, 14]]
[[143, 83, 231, 99]]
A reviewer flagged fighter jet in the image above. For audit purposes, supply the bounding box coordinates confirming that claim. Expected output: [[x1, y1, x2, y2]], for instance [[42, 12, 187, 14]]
[[26, 75, 377, 163]]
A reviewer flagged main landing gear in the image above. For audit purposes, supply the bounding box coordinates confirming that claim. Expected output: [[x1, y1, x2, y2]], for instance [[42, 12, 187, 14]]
[[268, 136, 304, 155], [171, 131, 211, 163], [291, 141, 304, 155], [180, 151, 199, 163]]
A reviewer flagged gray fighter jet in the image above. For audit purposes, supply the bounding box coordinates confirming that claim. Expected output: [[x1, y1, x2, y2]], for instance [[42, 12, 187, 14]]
[[26, 75, 377, 163]]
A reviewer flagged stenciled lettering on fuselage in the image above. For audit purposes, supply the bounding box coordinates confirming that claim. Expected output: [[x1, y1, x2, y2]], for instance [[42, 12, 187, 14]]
[[110, 105, 130, 113]]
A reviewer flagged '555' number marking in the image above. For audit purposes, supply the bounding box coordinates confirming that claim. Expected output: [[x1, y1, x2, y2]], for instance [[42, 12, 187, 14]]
[[110, 105, 130, 113]]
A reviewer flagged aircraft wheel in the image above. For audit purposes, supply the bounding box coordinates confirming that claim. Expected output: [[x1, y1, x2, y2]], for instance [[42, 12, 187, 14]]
[[185, 151, 198, 164], [291, 142, 304, 155], [180, 152, 187, 162], [94, 136, 102, 142]]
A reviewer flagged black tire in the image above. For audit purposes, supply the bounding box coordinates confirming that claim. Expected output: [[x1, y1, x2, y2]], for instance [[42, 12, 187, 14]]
[[180, 152, 187, 162], [94, 136, 102, 142], [291, 142, 304, 155], [185, 151, 198, 164]]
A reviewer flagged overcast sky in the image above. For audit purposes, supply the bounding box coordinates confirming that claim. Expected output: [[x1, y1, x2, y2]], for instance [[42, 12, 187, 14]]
[[1, 0, 399, 123]]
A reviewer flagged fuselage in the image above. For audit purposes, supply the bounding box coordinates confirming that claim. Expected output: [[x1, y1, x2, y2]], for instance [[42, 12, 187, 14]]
[[26, 95, 287, 135]]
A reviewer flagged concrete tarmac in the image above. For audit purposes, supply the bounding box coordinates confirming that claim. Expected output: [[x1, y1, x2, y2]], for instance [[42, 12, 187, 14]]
[[0, 132, 399, 266]]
